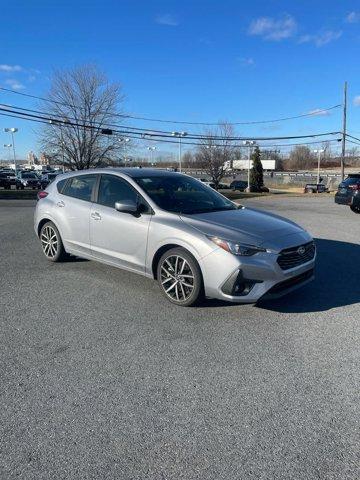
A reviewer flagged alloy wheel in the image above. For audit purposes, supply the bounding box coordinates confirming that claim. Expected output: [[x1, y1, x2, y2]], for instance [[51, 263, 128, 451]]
[[160, 255, 195, 302], [41, 225, 58, 258]]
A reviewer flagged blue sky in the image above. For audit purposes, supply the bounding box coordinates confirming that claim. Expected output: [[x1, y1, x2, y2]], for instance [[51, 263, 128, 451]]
[[1, 0, 360, 159]]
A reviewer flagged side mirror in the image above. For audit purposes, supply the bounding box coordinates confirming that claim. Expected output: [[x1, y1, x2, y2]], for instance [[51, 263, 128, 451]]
[[115, 200, 139, 215]]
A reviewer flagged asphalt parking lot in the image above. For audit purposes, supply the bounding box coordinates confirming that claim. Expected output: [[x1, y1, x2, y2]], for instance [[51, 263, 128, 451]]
[[1, 196, 359, 480]]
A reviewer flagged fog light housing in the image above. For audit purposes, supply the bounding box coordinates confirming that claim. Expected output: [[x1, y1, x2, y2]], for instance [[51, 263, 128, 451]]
[[221, 270, 262, 297]]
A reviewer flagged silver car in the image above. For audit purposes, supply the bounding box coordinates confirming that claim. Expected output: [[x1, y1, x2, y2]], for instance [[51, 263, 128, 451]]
[[34, 168, 316, 306]]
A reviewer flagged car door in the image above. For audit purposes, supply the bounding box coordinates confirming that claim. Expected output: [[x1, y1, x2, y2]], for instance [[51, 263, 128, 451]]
[[56, 174, 97, 255], [90, 174, 152, 273]]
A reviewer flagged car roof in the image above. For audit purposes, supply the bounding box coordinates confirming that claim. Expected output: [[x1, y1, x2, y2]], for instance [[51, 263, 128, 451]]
[[58, 167, 184, 179], [347, 173, 360, 178]]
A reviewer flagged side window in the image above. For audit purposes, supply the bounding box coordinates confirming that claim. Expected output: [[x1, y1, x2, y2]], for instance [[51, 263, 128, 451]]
[[62, 175, 97, 202], [97, 175, 138, 208], [57, 179, 67, 193]]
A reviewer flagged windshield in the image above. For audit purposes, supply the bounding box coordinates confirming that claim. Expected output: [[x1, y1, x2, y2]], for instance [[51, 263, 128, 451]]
[[22, 173, 37, 179], [134, 175, 237, 214]]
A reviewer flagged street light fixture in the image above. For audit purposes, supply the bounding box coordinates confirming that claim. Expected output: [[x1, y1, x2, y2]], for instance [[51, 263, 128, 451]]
[[147, 146, 156, 164], [4, 128, 18, 174], [171, 131, 187, 172], [243, 140, 256, 192], [313, 149, 325, 184]]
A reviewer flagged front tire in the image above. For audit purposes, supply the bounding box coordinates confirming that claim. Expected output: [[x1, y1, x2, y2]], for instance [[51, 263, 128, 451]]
[[39, 221, 68, 262], [157, 247, 204, 307], [350, 205, 360, 214]]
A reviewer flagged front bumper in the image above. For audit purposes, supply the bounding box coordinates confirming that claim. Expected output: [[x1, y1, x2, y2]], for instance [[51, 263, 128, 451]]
[[200, 244, 316, 303]]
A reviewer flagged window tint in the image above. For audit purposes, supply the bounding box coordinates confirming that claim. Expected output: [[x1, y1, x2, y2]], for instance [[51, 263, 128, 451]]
[[57, 179, 67, 193], [62, 175, 97, 201], [98, 175, 138, 208], [134, 175, 236, 214], [342, 177, 360, 186]]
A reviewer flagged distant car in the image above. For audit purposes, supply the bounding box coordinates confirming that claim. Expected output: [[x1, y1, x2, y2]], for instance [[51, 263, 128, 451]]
[[230, 180, 247, 191], [198, 179, 215, 189], [0, 172, 11, 189], [218, 182, 230, 190], [304, 183, 328, 194], [40, 172, 59, 189], [16, 171, 41, 190], [335, 174, 360, 214]]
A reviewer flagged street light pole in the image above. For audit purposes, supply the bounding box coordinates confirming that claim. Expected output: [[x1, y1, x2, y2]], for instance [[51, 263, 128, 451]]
[[243, 140, 256, 191], [4, 128, 18, 174], [313, 149, 324, 184], [147, 146, 156, 164], [171, 132, 187, 172]]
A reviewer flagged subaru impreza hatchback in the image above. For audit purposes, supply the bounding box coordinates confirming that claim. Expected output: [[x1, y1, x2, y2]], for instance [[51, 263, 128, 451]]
[[34, 168, 316, 306]]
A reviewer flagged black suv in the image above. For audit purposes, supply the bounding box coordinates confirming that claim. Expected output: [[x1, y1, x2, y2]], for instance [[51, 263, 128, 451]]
[[16, 171, 41, 190], [0, 171, 11, 189], [335, 174, 360, 214]]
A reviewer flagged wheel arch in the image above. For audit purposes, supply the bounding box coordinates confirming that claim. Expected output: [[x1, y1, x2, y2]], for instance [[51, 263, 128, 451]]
[[151, 242, 204, 280]]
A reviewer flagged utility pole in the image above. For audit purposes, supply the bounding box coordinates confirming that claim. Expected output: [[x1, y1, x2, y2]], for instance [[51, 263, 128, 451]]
[[341, 81, 347, 181]]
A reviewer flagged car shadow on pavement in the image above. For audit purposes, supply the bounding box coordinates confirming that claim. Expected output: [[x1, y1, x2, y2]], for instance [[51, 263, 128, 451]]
[[258, 238, 360, 313]]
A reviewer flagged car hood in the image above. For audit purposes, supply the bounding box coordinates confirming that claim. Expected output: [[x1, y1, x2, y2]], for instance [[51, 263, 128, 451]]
[[180, 207, 312, 251]]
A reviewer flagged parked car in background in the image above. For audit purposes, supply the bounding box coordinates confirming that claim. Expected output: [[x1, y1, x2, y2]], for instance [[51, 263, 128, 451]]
[[335, 174, 360, 214], [230, 180, 248, 191], [0, 171, 11, 189], [16, 171, 41, 190], [40, 172, 59, 189], [198, 178, 215, 189], [304, 183, 328, 194], [34, 168, 316, 307]]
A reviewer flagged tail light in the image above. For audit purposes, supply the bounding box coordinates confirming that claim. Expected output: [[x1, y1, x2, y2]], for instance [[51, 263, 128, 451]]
[[348, 184, 360, 191], [37, 191, 48, 200]]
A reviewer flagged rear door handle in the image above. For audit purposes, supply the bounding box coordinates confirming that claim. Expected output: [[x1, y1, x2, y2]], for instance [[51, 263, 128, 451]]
[[91, 211, 101, 221], [57, 201, 65, 207]]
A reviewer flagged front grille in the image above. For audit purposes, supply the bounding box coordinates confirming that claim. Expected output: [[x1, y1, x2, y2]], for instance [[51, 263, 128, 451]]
[[277, 241, 316, 270]]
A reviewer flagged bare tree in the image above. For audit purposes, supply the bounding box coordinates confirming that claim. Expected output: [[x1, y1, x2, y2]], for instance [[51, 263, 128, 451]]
[[288, 145, 315, 170], [39, 65, 128, 170], [195, 122, 235, 188]]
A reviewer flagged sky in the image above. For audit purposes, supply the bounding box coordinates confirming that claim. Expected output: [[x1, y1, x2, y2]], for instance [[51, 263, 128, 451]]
[[1, 0, 360, 159]]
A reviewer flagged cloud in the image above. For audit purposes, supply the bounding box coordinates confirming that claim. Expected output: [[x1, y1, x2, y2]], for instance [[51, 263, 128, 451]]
[[248, 14, 297, 41], [353, 96, 360, 106], [299, 30, 342, 47], [155, 14, 179, 26], [307, 108, 331, 117], [237, 57, 255, 66], [345, 11, 360, 23], [4, 78, 25, 90], [0, 64, 23, 73]]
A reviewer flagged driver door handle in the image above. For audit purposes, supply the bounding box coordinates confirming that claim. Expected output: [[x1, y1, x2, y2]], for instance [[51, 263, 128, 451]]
[[57, 201, 65, 207], [91, 211, 101, 221]]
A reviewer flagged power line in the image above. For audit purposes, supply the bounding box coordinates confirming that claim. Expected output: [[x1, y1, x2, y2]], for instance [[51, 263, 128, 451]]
[[0, 86, 342, 126], [0, 105, 341, 142], [0, 108, 343, 150]]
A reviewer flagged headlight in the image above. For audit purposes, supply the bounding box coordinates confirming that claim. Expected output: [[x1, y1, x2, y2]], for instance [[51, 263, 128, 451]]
[[208, 236, 266, 256], [22, 180, 28, 185]]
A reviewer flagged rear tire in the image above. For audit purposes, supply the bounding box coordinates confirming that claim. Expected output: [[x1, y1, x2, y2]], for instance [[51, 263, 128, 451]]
[[39, 221, 68, 262], [157, 247, 204, 307], [350, 205, 360, 214]]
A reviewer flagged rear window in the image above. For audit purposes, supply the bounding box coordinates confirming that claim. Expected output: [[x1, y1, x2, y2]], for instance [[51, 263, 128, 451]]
[[62, 175, 97, 201], [342, 177, 360, 186]]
